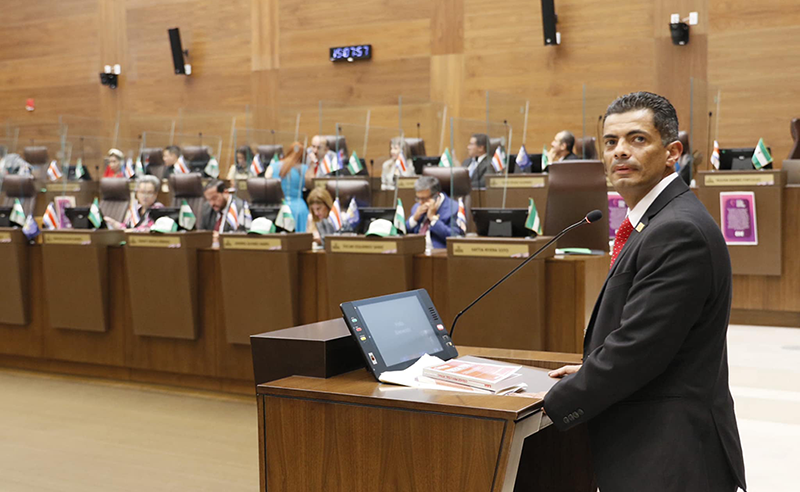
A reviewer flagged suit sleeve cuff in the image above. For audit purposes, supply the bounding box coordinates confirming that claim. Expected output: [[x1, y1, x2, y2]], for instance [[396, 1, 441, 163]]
[[408, 216, 418, 229]]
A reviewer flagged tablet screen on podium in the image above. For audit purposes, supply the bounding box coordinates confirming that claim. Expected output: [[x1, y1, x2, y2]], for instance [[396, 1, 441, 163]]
[[340, 289, 458, 379]]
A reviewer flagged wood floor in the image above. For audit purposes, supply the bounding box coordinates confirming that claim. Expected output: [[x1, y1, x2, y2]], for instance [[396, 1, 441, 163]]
[[0, 371, 258, 492], [0, 323, 797, 491]]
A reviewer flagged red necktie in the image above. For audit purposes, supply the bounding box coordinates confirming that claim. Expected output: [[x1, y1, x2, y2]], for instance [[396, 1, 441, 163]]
[[610, 217, 633, 270]]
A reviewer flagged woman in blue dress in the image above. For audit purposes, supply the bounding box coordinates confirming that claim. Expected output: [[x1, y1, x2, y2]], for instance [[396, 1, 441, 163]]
[[265, 142, 309, 232]]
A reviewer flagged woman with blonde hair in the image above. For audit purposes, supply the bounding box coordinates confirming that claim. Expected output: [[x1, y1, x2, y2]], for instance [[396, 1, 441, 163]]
[[265, 142, 309, 231], [306, 187, 335, 246], [381, 137, 415, 190]]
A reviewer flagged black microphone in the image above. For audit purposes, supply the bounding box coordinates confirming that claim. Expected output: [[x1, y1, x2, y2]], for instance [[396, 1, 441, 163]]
[[449, 210, 604, 338]]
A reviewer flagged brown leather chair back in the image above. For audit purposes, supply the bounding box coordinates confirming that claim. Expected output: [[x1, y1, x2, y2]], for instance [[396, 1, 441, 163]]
[[23, 146, 48, 165], [256, 145, 284, 164], [404, 138, 426, 157], [488, 138, 503, 158], [575, 137, 598, 160], [168, 172, 205, 217], [544, 160, 609, 250], [323, 135, 348, 156], [1, 175, 37, 215], [247, 178, 284, 206], [183, 145, 210, 165], [99, 178, 131, 223], [324, 178, 371, 207], [789, 119, 800, 159], [142, 147, 165, 179], [423, 167, 473, 231]]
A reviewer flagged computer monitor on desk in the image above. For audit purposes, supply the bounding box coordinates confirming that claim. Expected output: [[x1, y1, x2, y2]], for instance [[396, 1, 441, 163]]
[[0, 207, 12, 227], [471, 208, 533, 238], [357, 207, 395, 234], [509, 153, 543, 174], [64, 207, 105, 229], [412, 156, 440, 175], [719, 148, 773, 170], [149, 207, 180, 223]]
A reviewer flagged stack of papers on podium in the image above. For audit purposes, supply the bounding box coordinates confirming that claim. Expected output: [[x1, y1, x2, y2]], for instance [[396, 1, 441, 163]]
[[378, 354, 527, 395]]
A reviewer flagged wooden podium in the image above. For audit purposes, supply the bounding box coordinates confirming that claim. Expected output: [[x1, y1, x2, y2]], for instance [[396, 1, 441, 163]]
[[485, 174, 548, 212], [218, 233, 313, 344], [41, 229, 124, 331], [253, 319, 595, 492], [697, 170, 785, 276], [37, 181, 100, 216], [124, 231, 213, 339], [0, 228, 30, 325], [446, 236, 555, 350], [324, 235, 425, 316]]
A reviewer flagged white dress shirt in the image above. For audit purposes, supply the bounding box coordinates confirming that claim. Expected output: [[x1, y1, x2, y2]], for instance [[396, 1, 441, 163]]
[[468, 154, 486, 177], [626, 172, 680, 229]]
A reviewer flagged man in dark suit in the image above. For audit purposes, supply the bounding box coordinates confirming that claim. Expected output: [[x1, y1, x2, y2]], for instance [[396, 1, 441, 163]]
[[406, 175, 464, 249], [547, 130, 581, 162], [461, 133, 493, 188], [199, 180, 244, 235], [541, 92, 746, 491]]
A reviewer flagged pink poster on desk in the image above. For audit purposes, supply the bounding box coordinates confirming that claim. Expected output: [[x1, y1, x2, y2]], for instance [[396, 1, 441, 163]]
[[608, 192, 628, 239], [720, 192, 758, 246]]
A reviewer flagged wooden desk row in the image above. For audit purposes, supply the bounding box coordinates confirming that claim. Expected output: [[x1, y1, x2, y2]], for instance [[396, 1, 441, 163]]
[[0, 231, 608, 393]]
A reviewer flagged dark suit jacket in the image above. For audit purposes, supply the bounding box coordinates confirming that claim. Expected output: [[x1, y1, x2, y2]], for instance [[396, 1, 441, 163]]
[[406, 193, 464, 249], [544, 177, 746, 492], [462, 155, 493, 189], [199, 196, 244, 232], [561, 152, 580, 161]]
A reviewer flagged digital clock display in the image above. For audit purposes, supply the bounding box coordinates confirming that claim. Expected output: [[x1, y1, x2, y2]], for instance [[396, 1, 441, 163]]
[[330, 45, 372, 62]]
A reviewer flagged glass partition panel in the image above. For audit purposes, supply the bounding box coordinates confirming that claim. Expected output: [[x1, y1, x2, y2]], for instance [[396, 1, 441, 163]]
[[317, 100, 370, 137], [582, 85, 618, 159], [244, 105, 303, 140], [486, 91, 529, 148], [3, 123, 19, 153], [116, 113, 176, 145], [14, 121, 63, 145], [332, 123, 400, 179], [176, 109, 241, 165], [141, 131, 223, 177], [63, 135, 140, 180], [397, 96, 447, 156], [230, 127, 308, 180], [690, 78, 721, 173], [2, 139, 71, 183], [58, 115, 116, 140]]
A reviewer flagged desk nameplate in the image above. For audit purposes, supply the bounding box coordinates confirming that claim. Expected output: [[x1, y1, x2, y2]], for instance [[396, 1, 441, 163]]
[[44, 233, 92, 245], [396, 178, 417, 189], [452, 243, 530, 258], [330, 239, 398, 254], [0, 232, 12, 243], [223, 236, 282, 251], [128, 236, 182, 248], [488, 176, 546, 189], [704, 174, 775, 187], [238, 181, 248, 190], [45, 183, 81, 192]]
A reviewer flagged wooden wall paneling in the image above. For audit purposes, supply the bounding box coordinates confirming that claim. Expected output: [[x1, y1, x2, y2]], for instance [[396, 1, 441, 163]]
[[251, 0, 280, 71], [432, 0, 464, 56], [277, 0, 433, 32], [430, 54, 465, 119]]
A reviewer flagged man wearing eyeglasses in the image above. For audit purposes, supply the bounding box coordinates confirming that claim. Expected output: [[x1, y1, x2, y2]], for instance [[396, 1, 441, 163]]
[[406, 175, 464, 249]]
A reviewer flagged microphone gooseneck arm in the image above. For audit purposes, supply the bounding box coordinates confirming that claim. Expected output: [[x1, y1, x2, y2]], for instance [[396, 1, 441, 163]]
[[449, 211, 602, 338]]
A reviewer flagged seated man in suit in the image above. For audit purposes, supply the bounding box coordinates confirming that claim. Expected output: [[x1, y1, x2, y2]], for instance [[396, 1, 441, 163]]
[[160, 145, 182, 180], [199, 180, 244, 238], [406, 176, 464, 249], [546, 130, 580, 162], [461, 133, 492, 189], [306, 135, 339, 178]]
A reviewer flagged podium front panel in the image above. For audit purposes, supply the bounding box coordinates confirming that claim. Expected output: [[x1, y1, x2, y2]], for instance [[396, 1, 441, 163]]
[[0, 228, 30, 325]]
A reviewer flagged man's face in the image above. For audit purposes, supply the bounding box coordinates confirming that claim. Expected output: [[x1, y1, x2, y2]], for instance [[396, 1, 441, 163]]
[[550, 132, 567, 155], [203, 187, 227, 212], [236, 152, 246, 166], [415, 189, 435, 205], [309, 136, 327, 160], [602, 109, 681, 203], [310, 202, 329, 221], [163, 150, 177, 166], [467, 137, 483, 158]]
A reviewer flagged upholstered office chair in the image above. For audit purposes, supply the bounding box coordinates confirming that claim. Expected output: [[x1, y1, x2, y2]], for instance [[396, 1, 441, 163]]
[[1, 175, 37, 216], [168, 172, 205, 218], [544, 160, 609, 250], [789, 119, 800, 159], [404, 138, 427, 157], [574, 137, 598, 160], [323, 135, 348, 157], [256, 145, 284, 164], [182, 145, 211, 167], [488, 138, 503, 158], [141, 147, 165, 179], [22, 146, 49, 181], [422, 167, 473, 231], [247, 178, 285, 206], [324, 178, 371, 208], [99, 178, 131, 223], [676, 131, 693, 184]]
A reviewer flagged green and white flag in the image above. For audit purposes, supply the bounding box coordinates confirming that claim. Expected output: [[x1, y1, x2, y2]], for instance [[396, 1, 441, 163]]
[[88, 197, 103, 229], [275, 199, 296, 232], [439, 148, 453, 168], [347, 151, 363, 175], [9, 198, 26, 227], [269, 153, 281, 173], [751, 138, 772, 170], [541, 145, 550, 171], [393, 198, 406, 235], [179, 199, 196, 230], [525, 198, 542, 235], [204, 155, 220, 178], [134, 156, 145, 177], [75, 158, 86, 179]]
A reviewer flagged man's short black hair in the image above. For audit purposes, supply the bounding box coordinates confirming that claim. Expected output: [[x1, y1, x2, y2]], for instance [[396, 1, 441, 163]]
[[164, 145, 182, 156], [471, 133, 489, 152], [559, 131, 575, 152], [204, 179, 225, 193], [604, 92, 679, 146]]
